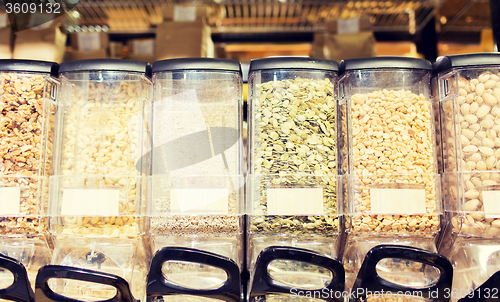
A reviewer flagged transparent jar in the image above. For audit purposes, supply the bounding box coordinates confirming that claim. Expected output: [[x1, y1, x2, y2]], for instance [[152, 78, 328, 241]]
[[434, 53, 500, 301], [0, 59, 58, 295], [49, 59, 152, 300], [247, 57, 341, 301], [339, 57, 441, 291], [149, 58, 244, 301]]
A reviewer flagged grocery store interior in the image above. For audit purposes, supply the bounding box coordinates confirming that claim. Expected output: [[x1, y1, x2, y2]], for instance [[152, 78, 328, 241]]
[[0, 0, 498, 63], [1, 0, 500, 302]]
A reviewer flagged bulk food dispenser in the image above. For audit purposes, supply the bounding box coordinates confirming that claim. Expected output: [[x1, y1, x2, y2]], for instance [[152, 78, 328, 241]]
[[434, 53, 500, 301], [247, 57, 345, 301], [148, 58, 244, 301], [339, 57, 442, 300], [48, 59, 152, 301], [0, 60, 58, 295]]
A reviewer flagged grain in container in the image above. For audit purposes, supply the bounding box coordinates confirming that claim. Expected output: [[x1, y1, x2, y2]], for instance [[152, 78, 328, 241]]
[[247, 57, 342, 301], [149, 58, 244, 301], [49, 59, 152, 301], [0, 59, 58, 294], [339, 57, 442, 296], [433, 53, 500, 301]]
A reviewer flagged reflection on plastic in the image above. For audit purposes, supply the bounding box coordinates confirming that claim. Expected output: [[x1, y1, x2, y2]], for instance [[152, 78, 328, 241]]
[[376, 258, 440, 288], [47, 279, 117, 302], [162, 260, 228, 290], [0, 268, 14, 290], [267, 259, 333, 290]]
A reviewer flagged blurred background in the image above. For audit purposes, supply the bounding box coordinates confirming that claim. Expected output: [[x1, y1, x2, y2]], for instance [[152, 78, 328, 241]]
[[0, 0, 497, 64]]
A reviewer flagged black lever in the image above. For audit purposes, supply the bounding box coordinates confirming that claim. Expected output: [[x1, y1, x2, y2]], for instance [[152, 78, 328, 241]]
[[249, 246, 345, 302], [0, 253, 34, 302], [35, 265, 137, 302], [146, 247, 241, 302], [350, 245, 453, 302]]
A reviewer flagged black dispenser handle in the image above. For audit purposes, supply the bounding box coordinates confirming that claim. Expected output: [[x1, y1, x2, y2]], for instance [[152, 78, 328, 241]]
[[350, 245, 453, 302], [249, 246, 345, 302], [458, 270, 500, 302], [0, 253, 34, 302], [146, 247, 241, 302], [35, 265, 137, 302]]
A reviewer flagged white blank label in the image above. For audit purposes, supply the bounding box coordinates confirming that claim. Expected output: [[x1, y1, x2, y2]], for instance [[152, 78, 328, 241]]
[[370, 188, 426, 215], [337, 18, 360, 34], [482, 191, 500, 219], [61, 189, 120, 216], [266, 188, 324, 215], [0, 187, 20, 215], [170, 189, 229, 214], [77, 32, 101, 52]]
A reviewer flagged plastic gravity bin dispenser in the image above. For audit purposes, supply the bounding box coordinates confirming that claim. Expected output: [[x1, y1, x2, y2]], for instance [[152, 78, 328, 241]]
[[0, 60, 59, 296], [339, 57, 442, 297], [247, 57, 343, 301], [350, 245, 453, 302], [434, 53, 500, 301], [148, 58, 244, 301], [49, 59, 152, 301]]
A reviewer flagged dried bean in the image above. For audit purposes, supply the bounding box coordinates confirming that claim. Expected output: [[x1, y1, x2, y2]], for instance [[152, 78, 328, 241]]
[[349, 89, 439, 233], [444, 71, 500, 235]]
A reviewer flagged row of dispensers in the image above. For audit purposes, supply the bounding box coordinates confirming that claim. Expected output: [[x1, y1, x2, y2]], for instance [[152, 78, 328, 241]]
[[3, 244, 498, 302], [2, 54, 500, 301]]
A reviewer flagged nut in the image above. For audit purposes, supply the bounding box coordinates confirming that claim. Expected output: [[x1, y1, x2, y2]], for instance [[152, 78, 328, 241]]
[[0, 73, 55, 235], [442, 71, 500, 235], [349, 89, 439, 233], [56, 80, 149, 237]]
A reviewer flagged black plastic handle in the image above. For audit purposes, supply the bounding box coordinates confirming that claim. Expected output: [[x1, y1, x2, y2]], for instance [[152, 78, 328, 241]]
[[350, 245, 453, 302], [0, 253, 34, 302], [34, 265, 137, 302], [458, 271, 500, 302], [146, 247, 241, 302], [249, 246, 345, 302]]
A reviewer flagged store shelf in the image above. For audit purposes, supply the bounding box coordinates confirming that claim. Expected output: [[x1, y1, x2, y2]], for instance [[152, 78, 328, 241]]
[[440, 0, 491, 33], [73, 0, 443, 34]]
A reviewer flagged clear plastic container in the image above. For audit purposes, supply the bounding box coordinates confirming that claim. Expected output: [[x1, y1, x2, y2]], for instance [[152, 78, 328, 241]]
[[339, 57, 441, 291], [49, 59, 153, 300], [149, 58, 244, 301], [433, 53, 500, 301], [247, 57, 341, 301], [0, 59, 59, 294]]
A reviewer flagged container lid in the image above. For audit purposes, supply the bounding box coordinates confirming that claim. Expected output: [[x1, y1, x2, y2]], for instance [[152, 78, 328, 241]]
[[433, 53, 500, 75], [152, 58, 241, 75], [0, 59, 58, 77], [59, 59, 151, 77], [249, 57, 339, 73], [339, 57, 432, 74]]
